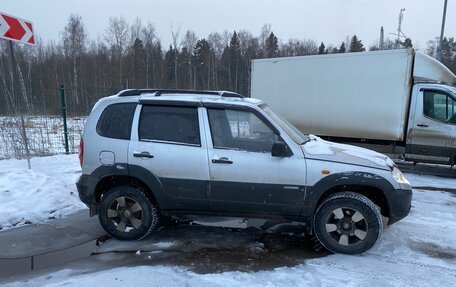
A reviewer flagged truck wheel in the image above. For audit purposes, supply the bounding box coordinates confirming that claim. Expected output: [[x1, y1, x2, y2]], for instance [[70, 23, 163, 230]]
[[314, 192, 382, 254], [98, 185, 159, 240]]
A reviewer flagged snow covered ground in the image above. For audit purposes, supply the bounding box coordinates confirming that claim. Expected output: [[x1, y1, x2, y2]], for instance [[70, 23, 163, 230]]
[[0, 154, 86, 230], [1, 155, 456, 286]]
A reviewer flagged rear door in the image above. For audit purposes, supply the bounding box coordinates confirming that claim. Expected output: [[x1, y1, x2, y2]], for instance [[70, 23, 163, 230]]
[[407, 85, 456, 163], [128, 103, 210, 210]]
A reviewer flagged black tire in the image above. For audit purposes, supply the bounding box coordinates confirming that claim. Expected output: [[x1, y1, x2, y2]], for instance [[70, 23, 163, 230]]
[[98, 185, 159, 240], [314, 192, 382, 254]]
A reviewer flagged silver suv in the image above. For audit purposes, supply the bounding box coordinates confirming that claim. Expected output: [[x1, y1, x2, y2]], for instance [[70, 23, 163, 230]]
[[76, 89, 412, 254]]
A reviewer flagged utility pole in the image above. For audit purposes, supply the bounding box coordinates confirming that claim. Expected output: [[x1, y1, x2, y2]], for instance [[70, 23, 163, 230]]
[[438, 0, 449, 62], [396, 9, 406, 48]]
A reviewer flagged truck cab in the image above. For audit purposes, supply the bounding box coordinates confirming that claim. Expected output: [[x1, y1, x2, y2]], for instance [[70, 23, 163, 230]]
[[406, 52, 456, 164]]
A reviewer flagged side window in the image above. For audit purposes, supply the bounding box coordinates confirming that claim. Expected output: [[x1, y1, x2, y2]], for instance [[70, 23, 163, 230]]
[[207, 108, 278, 153], [423, 91, 456, 123], [139, 105, 200, 146], [96, 103, 136, 140]]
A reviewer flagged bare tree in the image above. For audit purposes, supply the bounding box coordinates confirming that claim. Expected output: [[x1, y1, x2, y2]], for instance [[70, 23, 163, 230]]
[[182, 30, 198, 53], [208, 32, 225, 59], [259, 24, 272, 57], [171, 24, 182, 88], [141, 22, 158, 87], [182, 30, 197, 85], [280, 39, 318, 56], [104, 16, 129, 88], [221, 30, 232, 48], [62, 14, 87, 106], [142, 22, 157, 46], [130, 17, 143, 44]]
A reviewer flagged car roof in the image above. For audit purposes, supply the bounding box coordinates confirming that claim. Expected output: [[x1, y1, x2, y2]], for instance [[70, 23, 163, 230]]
[[101, 89, 264, 108]]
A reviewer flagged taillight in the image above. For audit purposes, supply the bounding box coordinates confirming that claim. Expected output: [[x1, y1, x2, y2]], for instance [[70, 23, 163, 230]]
[[79, 138, 84, 166]]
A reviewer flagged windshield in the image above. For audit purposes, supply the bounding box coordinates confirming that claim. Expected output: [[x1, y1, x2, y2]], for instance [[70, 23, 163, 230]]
[[261, 105, 308, 144]]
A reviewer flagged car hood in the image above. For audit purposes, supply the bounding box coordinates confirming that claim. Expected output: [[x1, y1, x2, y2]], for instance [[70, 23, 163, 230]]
[[301, 136, 394, 170]]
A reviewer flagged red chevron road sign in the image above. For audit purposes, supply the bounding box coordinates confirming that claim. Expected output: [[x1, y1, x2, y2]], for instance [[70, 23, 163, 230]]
[[0, 12, 35, 45]]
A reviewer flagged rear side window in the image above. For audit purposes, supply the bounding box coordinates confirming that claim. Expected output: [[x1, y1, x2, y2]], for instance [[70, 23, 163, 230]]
[[139, 105, 200, 146], [96, 103, 136, 140]]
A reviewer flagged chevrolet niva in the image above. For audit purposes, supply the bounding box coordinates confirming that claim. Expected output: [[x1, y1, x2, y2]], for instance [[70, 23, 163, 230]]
[[76, 89, 412, 254]]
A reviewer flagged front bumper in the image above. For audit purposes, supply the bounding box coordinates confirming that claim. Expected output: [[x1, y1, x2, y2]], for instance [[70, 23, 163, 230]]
[[388, 188, 413, 224]]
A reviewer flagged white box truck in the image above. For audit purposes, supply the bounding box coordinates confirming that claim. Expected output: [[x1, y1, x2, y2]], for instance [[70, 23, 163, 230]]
[[251, 49, 456, 164]]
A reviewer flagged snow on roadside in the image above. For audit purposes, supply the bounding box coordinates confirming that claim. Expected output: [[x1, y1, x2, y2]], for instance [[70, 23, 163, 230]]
[[0, 155, 86, 231], [405, 173, 456, 189]]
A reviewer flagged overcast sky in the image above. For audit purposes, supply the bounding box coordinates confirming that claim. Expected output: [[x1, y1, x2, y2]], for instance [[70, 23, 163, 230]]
[[2, 0, 455, 50]]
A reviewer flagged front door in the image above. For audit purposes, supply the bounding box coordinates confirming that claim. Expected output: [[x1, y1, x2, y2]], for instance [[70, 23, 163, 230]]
[[204, 107, 305, 216], [128, 104, 210, 210], [407, 85, 456, 163]]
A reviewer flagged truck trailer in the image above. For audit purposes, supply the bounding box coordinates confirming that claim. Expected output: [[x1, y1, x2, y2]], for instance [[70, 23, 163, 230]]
[[251, 49, 456, 165]]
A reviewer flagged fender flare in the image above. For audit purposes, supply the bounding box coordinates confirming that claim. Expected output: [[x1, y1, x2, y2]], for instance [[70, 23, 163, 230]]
[[90, 163, 166, 207], [303, 171, 395, 218]]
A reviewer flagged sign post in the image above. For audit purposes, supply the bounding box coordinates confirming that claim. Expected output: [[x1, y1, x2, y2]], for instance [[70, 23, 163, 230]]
[[60, 84, 70, 155], [1, 12, 35, 169]]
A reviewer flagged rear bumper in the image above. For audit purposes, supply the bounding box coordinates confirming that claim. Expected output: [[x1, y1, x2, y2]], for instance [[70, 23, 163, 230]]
[[76, 174, 97, 208], [388, 188, 413, 224]]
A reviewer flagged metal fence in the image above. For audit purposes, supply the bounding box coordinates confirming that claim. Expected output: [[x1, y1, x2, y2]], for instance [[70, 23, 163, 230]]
[[0, 115, 85, 160]]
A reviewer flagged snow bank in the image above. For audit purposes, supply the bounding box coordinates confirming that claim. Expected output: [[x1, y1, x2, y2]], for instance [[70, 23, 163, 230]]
[[0, 155, 86, 231]]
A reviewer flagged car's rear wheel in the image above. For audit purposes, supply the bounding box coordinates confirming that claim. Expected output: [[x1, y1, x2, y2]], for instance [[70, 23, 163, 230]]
[[99, 185, 159, 240], [314, 192, 382, 254]]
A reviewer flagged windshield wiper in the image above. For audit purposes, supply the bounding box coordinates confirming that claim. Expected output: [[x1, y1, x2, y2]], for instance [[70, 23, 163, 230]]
[[301, 135, 311, 145]]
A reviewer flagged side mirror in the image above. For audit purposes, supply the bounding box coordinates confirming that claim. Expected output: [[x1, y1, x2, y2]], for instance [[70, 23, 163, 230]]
[[271, 141, 289, 157]]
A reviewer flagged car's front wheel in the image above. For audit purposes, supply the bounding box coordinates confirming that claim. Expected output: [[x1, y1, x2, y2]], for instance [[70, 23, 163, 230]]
[[98, 185, 159, 240], [314, 192, 382, 254]]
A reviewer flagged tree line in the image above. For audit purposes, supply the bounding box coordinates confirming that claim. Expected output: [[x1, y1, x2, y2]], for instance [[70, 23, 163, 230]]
[[1, 15, 455, 116]]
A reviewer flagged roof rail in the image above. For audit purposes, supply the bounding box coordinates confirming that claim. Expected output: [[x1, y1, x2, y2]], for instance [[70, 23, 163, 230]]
[[219, 91, 244, 98], [117, 89, 244, 98], [117, 89, 158, 97]]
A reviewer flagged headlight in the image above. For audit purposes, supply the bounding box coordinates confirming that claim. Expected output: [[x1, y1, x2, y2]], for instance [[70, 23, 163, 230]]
[[392, 166, 410, 185]]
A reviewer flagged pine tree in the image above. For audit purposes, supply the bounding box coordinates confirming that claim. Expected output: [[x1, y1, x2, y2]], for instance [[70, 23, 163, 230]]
[[265, 32, 278, 58], [318, 42, 326, 54], [164, 45, 177, 88], [192, 39, 212, 89], [339, 42, 346, 53], [349, 35, 366, 52], [131, 37, 145, 87], [402, 38, 413, 48], [439, 37, 456, 74]]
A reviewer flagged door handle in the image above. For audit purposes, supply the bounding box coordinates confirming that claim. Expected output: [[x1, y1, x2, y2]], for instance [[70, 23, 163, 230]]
[[212, 157, 233, 164], [133, 151, 154, 159], [417, 124, 429, 128]]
